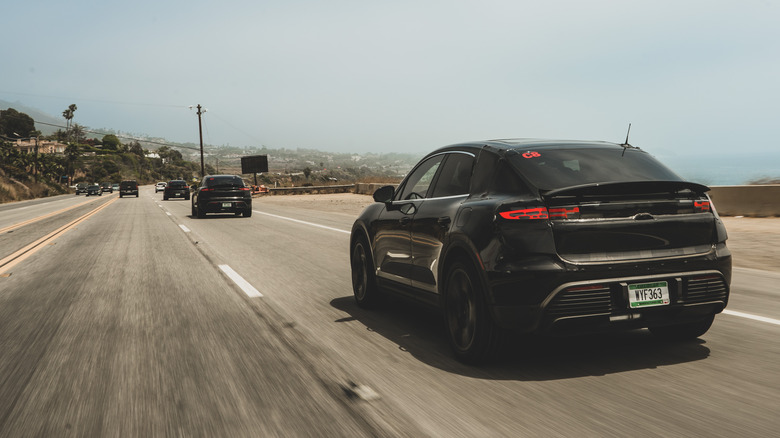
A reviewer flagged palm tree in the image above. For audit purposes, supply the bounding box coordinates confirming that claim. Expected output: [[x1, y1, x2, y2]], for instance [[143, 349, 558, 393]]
[[62, 104, 77, 141]]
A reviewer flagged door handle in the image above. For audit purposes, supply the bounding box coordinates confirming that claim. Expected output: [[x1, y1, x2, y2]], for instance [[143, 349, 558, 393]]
[[399, 217, 412, 226], [437, 217, 451, 227]]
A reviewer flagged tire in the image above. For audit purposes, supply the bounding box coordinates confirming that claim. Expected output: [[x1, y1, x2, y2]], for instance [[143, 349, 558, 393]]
[[191, 203, 197, 217], [649, 314, 715, 341], [135, 193, 138, 197], [196, 203, 205, 219], [163, 196, 168, 201], [443, 260, 504, 364], [350, 236, 379, 308], [243, 208, 252, 217], [119, 194, 123, 198]]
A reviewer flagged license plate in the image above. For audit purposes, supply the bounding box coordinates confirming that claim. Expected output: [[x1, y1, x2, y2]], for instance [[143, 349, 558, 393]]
[[222, 202, 232, 208], [628, 281, 670, 308]]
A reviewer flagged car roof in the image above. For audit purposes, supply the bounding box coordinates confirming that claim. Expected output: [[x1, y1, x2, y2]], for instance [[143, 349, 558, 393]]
[[431, 139, 632, 155]]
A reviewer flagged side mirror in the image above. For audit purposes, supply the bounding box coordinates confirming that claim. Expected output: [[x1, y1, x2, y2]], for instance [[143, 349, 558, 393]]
[[372, 185, 395, 203]]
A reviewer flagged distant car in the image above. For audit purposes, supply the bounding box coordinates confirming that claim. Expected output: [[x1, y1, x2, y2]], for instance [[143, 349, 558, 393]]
[[111, 183, 120, 192], [119, 180, 139, 198], [192, 175, 252, 218], [155, 182, 167, 193], [75, 183, 87, 195], [163, 180, 190, 200], [85, 184, 102, 196], [350, 139, 732, 363], [100, 182, 113, 193]]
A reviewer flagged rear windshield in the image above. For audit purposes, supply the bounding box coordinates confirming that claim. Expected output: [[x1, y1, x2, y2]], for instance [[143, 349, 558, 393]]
[[204, 176, 244, 188], [506, 148, 682, 191], [168, 181, 188, 188]]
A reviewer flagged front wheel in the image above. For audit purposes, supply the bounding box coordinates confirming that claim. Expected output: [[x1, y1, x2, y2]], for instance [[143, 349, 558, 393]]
[[649, 315, 715, 341], [443, 260, 504, 364], [351, 236, 379, 308], [243, 208, 252, 217]]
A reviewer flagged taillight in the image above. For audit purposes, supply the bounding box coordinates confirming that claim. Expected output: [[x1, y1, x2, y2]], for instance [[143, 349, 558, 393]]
[[499, 207, 549, 220], [200, 188, 212, 191], [549, 207, 580, 219], [694, 200, 711, 212], [239, 187, 251, 191]]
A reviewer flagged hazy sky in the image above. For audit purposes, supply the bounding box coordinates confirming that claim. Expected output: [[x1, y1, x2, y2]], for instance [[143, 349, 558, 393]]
[[2, 0, 779, 160]]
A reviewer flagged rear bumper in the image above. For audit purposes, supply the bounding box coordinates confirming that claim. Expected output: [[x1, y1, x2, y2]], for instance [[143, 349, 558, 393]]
[[200, 198, 251, 213], [486, 247, 731, 334]]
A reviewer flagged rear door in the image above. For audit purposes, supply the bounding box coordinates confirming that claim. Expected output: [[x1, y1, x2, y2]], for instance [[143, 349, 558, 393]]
[[409, 152, 475, 294]]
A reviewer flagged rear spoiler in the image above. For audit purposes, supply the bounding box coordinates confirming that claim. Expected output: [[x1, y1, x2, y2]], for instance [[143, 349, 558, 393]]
[[541, 181, 710, 199]]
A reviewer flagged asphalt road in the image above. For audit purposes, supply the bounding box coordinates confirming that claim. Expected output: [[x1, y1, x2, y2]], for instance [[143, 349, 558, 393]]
[[1, 189, 778, 437]]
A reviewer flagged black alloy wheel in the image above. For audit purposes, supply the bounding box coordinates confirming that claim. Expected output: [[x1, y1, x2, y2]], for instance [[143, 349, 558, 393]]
[[351, 237, 379, 308], [444, 260, 502, 364]]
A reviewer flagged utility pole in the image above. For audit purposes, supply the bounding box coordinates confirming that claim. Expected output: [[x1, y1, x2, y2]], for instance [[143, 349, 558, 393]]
[[197, 104, 205, 178]]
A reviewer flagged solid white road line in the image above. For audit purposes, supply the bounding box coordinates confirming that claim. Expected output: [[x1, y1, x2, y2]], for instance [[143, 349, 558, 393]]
[[218, 264, 263, 297], [254, 210, 350, 234], [723, 309, 780, 326], [179, 224, 191, 233]]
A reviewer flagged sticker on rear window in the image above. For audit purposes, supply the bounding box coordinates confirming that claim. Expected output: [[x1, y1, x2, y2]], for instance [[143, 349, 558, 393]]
[[522, 151, 541, 159]]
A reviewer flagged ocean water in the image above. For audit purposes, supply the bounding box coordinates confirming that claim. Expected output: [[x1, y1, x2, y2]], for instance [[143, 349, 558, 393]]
[[655, 153, 780, 186]]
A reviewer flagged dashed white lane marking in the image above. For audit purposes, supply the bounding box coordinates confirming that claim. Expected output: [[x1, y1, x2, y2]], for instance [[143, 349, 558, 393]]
[[179, 224, 191, 233], [166, 212, 172, 216], [218, 264, 263, 297], [254, 210, 350, 234], [724, 310, 780, 326]]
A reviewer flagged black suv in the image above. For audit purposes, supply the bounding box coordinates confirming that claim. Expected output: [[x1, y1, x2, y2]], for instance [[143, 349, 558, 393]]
[[192, 175, 252, 218], [163, 180, 190, 200], [75, 183, 87, 195], [100, 182, 113, 193], [350, 139, 732, 363], [119, 180, 139, 198]]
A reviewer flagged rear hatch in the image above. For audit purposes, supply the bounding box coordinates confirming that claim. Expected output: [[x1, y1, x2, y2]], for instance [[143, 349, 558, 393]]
[[542, 181, 716, 263], [501, 146, 718, 263], [201, 176, 250, 200]]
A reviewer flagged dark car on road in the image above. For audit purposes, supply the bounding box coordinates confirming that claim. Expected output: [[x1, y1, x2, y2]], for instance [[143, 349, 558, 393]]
[[163, 180, 190, 200], [85, 184, 102, 196], [75, 183, 87, 195], [100, 182, 113, 193], [192, 175, 252, 218], [350, 139, 732, 363], [119, 180, 139, 198]]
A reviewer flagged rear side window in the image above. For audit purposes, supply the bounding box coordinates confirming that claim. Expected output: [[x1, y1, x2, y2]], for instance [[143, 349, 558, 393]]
[[507, 148, 682, 191], [430, 152, 474, 198]]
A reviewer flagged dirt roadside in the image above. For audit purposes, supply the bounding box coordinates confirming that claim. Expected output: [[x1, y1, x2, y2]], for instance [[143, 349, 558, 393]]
[[256, 193, 779, 272]]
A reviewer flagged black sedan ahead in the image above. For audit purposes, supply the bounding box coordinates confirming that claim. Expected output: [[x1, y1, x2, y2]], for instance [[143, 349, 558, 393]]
[[192, 175, 252, 218], [350, 139, 732, 363], [85, 184, 102, 196], [163, 180, 190, 200]]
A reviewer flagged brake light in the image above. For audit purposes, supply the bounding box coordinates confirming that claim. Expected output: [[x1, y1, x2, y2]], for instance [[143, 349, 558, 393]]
[[694, 200, 711, 212], [549, 207, 580, 219], [499, 207, 548, 220], [239, 187, 251, 191], [200, 188, 212, 191]]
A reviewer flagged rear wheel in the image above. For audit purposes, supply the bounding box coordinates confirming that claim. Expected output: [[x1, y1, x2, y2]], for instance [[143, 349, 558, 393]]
[[191, 203, 197, 217], [351, 236, 379, 308], [197, 203, 205, 218], [649, 315, 715, 341], [243, 208, 252, 217], [443, 260, 504, 364], [163, 195, 168, 200]]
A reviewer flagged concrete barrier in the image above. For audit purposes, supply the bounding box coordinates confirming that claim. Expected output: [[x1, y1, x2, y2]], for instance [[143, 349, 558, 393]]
[[709, 185, 780, 217], [270, 183, 780, 217]]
